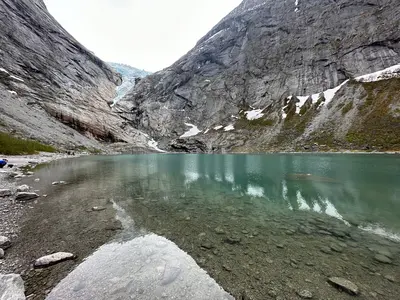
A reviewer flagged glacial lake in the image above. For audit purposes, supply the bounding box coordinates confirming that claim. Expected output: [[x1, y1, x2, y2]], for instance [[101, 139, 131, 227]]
[[19, 154, 400, 299]]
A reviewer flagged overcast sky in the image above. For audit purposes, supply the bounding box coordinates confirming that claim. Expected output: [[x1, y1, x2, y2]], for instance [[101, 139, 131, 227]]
[[44, 0, 242, 72]]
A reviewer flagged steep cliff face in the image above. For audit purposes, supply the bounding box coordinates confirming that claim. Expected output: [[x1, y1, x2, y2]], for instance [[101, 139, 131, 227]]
[[121, 0, 400, 152], [0, 0, 149, 151]]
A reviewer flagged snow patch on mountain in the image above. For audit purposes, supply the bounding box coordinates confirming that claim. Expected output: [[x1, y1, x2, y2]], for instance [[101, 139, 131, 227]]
[[180, 123, 201, 138], [355, 64, 400, 82]]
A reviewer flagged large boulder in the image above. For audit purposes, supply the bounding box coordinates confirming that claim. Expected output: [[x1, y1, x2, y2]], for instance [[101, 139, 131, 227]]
[[0, 274, 25, 300]]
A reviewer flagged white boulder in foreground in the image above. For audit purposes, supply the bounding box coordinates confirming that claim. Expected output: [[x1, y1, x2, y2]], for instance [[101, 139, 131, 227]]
[[15, 192, 39, 202], [34, 252, 75, 268], [0, 274, 25, 300], [46, 234, 233, 300]]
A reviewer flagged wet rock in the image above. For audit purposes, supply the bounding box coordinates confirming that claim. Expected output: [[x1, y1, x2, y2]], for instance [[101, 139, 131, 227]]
[[0, 274, 25, 300], [91, 206, 106, 212], [297, 290, 313, 299], [0, 248, 4, 259], [0, 189, 12, 197], [330, 243, 343, 253], [374, 254, 392, 264], [15, 192, 39, 202], [328, 277, 359, 295], [225, 235, 241, 245], [52, 181, 60, 185], [384, 275, 396, 283], [0, 236, 11, 249], [214, 227, 225, 234], [34, 252, 75, 268], [17, 184, 30, 192], [200, 241, 214, 250], [276, 244, 285, 249], [320, 246, 332, 254]]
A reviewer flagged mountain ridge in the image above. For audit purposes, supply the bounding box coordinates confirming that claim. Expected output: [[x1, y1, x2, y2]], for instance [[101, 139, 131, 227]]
[[118, 0, 400, 152]]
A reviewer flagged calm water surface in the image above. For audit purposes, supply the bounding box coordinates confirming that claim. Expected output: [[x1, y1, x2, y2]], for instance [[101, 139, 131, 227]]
[[22, 154, 400, 300]]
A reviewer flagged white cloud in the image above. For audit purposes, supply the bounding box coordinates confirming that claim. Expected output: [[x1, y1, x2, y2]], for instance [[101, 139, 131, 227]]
[[44, 0, 242, 72]]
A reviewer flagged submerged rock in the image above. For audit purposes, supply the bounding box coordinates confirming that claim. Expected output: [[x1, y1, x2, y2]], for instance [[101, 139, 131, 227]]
[[374, 254, 392, 264], [0, 236, 11, 249], [15, 192, 39, 202], [34, 252, 75, 268], [16, 184, 30, 192], [328, 277, 359, 295], [91, 206, 106, 212], [0, 189, 12, 197], [0, 274, 25, 300], [297, 290, 313, 299]]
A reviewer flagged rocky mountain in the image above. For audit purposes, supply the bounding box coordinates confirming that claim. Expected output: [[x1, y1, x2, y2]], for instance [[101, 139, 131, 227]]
[[108, 63, 151, 106], [119, 0, 400, 152], [0, 0, 150, 152]]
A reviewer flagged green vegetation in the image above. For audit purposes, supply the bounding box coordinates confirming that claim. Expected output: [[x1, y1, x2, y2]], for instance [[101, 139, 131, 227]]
[[341, 102, 353, 115], [0, 132, 57, 155], [236, 117, 275, 129], [345, 78, 400, 150]]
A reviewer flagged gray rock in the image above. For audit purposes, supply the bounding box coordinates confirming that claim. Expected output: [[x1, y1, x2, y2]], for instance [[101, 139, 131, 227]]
[[0, 189, 12, 197], [225, 235, 241, 245], [0, 0, 152, 152], [330, 243, 343, 253], [320, 246, 332, 254], [0, 248, 4, 259], [0, 274, 25, 300], [91, 206, 106, 212], [119, 0, 400, 152], [34, 252, 75, 268], [34, 178, 40, 182], [384, 275, 396, 283], [0, 236, 11, 249], [328, 277, 359, 295], [15, 192, 39, 202], [16, 184, 30, 192], [297, 290, 313, 299], [374, 254, 392, 264]]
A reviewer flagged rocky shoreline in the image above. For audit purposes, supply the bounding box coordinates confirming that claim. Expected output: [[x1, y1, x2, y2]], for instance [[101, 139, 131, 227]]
[[0, 153, 81, 298]]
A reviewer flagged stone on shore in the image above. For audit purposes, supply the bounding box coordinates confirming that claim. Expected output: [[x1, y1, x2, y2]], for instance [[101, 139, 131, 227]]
[[17, 185, 30, 192], [0, 274, 25, 300], [0, 189, 12, 197], [0, 236, 11, 249], [328, 277, 359, 295], [297, 290, 313, 299], [34, 252, 75, 268], [0, 248, 4, 259], [15, 192, 39, 202]]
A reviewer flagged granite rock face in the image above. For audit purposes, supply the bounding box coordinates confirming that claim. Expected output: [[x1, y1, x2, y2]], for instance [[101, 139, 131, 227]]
[[0, 0, 149, 151], [120, 0, 400, 152]]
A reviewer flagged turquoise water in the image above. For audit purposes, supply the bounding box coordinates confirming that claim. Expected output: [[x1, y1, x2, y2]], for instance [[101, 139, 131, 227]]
[[51, 153, 400, 237], [24, 154, 400, 299]]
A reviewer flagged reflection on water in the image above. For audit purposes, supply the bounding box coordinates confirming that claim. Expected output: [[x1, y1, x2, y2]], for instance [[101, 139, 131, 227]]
[[36, 154, 400, 240], [26, 153, 400, 299]]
